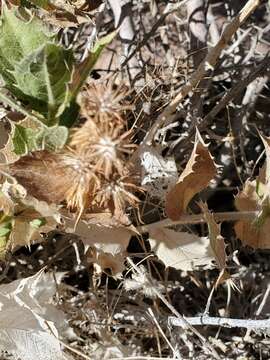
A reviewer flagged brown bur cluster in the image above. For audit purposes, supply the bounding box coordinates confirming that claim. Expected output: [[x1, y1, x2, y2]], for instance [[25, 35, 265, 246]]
[[8, 81, 141, 222]]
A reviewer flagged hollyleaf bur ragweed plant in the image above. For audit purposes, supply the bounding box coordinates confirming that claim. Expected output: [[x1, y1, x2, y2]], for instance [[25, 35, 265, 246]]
[[0, 4, 138, 259], [7, 82, 141, 223]]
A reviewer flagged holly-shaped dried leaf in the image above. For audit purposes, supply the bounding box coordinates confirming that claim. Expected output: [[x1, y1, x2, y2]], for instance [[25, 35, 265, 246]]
[[235, 180, 270, 249], [149, 228, 214, 271], [200, 202, 227, 270], [165, 129, 217, 220], [235, 131, 270, 249]]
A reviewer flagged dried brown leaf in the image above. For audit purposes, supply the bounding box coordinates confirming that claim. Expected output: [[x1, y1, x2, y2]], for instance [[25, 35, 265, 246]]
[[149, 227, 214, 271], [66, 214, 135, 277], [67, 216, 135, 251], [234, 131, 270, 249], [165, 129, 217, 220], [235, 180, 270, 249], [200, 202, 227, 270], [89, 248, 126, 278]]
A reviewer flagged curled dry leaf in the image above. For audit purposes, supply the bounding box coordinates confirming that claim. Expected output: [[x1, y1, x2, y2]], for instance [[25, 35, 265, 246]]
[[149, 228, 214, 271], [6, 150, 91, 206], [200, 202, 227, 270], [165, 129, 217, 220], [235, 131, 270, 249]]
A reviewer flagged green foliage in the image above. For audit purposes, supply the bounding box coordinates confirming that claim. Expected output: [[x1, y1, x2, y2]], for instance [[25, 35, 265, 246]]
[[30, 218, 46, 229], [0, 6, 74, 123], [0, 5, 52, 87], [0, 5, 115, 156], [13, 43, 74, 123], [0, 218, 12, 257], [12, 121, 69, 155]]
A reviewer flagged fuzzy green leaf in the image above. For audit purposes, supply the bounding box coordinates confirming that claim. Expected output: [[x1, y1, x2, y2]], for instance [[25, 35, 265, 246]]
[[12, 125, 37, 155], [0, 6, 74, 124], [0, 5, 52, 89], [13, 43, 74, 123], [12, 120, 69, 155], [35, 125, 69, 151]]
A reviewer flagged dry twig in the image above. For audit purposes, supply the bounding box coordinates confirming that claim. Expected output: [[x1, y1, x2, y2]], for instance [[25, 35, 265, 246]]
[[169, 315, 270, 330], [143, 0, 261, 145]]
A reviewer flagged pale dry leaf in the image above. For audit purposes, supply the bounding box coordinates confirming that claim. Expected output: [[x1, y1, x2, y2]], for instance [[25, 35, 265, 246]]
[[200, 202, 227, 270], [165, 129, 217, 220], [140, 145, 178, 200], [0, 270, 69, 360], [67, 217, 134, 250], [234, 131, 270, 249], [149, 227, 214, 271], [0, 183, 15, 215], [66, 215, 135, 276], [235, 180, 270, 249]]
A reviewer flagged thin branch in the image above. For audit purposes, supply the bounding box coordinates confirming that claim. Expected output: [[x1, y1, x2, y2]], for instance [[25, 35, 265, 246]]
[[137, 211, 258, 233], [121, 0, 188, 68], [127, 257, 221, 360], [169, 315, 270, 330], [143, 0, 261, 145], [203, 54, 270, 125]]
